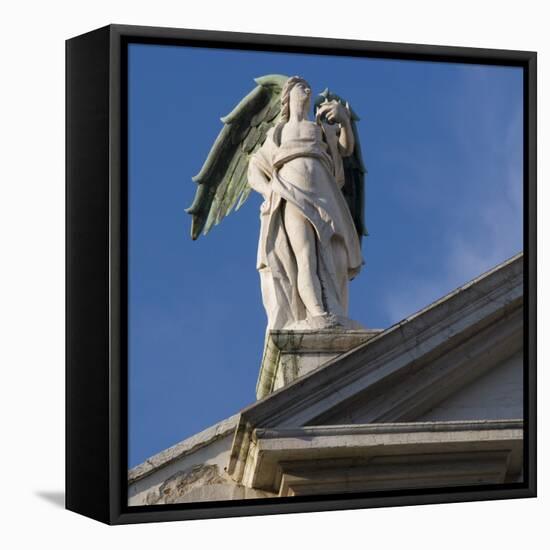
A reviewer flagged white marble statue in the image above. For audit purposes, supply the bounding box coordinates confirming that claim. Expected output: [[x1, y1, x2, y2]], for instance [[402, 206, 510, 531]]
[[187, 75, 367, 330]]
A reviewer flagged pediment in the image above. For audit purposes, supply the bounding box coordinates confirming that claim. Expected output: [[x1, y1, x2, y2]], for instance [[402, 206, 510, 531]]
[[312, 316, 523, 426]]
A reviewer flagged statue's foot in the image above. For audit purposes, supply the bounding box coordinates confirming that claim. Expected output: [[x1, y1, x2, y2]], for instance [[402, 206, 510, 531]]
[[308, 313, 366, 330], [285, 314, 337, 330], [307, 313, 339, 329], [334, 316, 366, 330], [285, 314, 366, 330]]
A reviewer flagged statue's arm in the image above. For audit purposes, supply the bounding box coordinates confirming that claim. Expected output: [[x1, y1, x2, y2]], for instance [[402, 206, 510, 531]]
[[247, 154, 271, 199], [317, 101, 354, 157], [247, 131, 275, 198], [337, 115, 355, 157]]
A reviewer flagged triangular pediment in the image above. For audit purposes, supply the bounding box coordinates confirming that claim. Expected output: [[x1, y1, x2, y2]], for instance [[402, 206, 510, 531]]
[[311, 319, 522, 426]]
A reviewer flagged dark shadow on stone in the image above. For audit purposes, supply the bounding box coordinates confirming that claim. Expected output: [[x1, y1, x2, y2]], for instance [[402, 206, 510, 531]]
[[35, 491, 65, 508]]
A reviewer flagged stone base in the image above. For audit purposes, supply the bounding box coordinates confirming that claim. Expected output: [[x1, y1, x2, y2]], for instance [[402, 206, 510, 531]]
[[256, 328, 382, 400]]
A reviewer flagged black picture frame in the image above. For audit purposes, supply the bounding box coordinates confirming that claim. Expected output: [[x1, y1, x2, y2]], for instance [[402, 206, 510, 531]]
[[66, 24, 537, 525]]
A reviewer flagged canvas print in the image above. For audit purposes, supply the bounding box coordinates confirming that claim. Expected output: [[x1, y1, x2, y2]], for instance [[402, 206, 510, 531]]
[[126, 43, 524, 506]]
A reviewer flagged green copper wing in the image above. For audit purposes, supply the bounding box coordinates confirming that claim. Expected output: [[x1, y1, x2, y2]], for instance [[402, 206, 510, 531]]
[[314, 89, 368, 242], [186, 74, 289, 239]]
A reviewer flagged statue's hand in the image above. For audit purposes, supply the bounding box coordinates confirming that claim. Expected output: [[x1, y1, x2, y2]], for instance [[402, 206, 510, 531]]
[[316, 100, 351, 125]]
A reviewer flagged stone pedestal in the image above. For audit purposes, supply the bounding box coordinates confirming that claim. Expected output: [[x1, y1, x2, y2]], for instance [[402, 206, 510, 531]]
[[256, 329, 382, 399]]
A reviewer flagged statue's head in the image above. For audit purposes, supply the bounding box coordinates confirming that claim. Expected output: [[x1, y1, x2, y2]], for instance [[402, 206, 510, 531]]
[[280, 76, 311, 121]]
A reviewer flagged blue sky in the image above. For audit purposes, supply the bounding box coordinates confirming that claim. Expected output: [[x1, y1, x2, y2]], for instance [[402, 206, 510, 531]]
[[128, 43, 523, 468]]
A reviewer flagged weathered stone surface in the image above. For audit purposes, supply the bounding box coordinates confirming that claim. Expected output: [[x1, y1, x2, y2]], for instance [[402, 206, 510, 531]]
[[418, 350, 523, 422], [143, 464, 274, 505], [319, 308, 522, 425], [128, 416, 240, 506], [242, 420, 524, 494], [256, 329, 381, 399], [128, 414, 239, 484], [149, 464, 225, 504]]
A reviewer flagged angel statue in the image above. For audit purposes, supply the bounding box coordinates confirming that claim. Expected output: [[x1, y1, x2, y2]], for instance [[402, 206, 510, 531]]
[[186, 75, 367, 330]]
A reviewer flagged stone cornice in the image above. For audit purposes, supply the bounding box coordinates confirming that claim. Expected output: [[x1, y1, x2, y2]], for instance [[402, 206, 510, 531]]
[[247, 420, 523, 496], [253, 419, 524, 440], [244, 420, 524, 493]]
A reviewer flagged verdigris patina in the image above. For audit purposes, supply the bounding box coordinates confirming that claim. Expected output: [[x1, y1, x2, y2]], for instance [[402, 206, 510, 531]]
[[187, 75, 367, 330]]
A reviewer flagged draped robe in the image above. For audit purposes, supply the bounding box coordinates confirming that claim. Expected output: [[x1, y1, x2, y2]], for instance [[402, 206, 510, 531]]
[[248, 121, 363, 329]]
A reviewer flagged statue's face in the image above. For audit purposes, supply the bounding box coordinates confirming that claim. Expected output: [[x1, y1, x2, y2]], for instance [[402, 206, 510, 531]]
[[289, 80, 311, 114]]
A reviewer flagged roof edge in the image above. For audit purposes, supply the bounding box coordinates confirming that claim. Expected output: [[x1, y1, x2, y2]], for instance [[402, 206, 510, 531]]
[[128, 414, 239, 484]]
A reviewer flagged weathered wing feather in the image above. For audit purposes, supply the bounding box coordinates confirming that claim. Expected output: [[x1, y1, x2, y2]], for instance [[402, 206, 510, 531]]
[[314, 89, 368, 242], [186, 74, 288, 239], [203, 151, 241, 234], [217, 153, 248, 223]]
